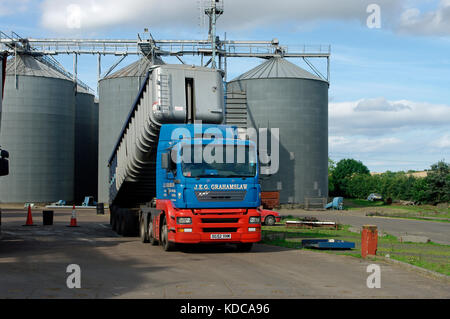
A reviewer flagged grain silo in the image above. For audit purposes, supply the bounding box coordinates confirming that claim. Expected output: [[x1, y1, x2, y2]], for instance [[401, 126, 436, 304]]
[[74, 86, 98, 204], [0, 54, 75, 203], [98, 57, 163, 203], [227, 57, 329, 205]]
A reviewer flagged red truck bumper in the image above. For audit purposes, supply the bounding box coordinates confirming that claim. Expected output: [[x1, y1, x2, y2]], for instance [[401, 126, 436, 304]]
[[170, 230, 261, 244], [156, 200, 262, 245]]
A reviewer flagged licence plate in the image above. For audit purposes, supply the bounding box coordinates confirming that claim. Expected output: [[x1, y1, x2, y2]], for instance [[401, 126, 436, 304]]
[[210, 234, 232, 240]]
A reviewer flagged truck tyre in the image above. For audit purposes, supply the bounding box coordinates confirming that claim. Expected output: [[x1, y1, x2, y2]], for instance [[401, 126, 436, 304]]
[[122, 212, 137, 237], [264, 215, 276, 226], [140, 215, 149, 243], [236, 243, 253, 252], [161, 218, 176, 252], [149, 219, 158, 246]]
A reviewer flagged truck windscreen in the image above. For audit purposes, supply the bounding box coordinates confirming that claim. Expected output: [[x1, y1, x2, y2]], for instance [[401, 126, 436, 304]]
[[180, 144, 257, 178]]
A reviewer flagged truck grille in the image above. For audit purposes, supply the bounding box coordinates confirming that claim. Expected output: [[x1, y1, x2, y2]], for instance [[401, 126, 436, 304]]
[[195, 191, 246, 202], [202, 218, 239, 223], [203, 228, 238, 233]]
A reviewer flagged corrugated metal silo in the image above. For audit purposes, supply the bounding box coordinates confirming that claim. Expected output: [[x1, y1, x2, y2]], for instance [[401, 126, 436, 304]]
[[227, 57, 329, 205], [98, 57, 162, 203], [74, 86, 98, 204], [0, 54, 75, 203]]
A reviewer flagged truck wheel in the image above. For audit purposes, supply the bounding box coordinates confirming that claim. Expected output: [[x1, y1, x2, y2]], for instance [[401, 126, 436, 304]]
[[125, 213, 139, 237], [140, 215, 149, 243], [149, 219, 158, 246], [121, 213, 138, 237], [264, 215, 276, 226], [236, 243, 253, 252], [161, 218, 176, 252]]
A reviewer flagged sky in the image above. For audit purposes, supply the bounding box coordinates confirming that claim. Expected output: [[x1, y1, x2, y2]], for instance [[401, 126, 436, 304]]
[[1, 0, 449, 173]]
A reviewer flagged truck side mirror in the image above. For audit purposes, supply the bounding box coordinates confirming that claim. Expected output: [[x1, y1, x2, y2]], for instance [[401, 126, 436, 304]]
[[161, 152, 170, 170]]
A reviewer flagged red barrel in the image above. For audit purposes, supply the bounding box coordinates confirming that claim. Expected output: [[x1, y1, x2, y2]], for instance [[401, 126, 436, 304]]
[[361, 225, 378, 258]]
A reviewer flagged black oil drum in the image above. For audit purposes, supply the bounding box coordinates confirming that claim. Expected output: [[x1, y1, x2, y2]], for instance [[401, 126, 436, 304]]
[[96, 203, 105, 215]]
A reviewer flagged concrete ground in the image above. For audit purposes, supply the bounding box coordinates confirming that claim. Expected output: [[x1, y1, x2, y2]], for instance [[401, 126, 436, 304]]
[[0, 208, 449, 299], [278, 209, 450, 245]]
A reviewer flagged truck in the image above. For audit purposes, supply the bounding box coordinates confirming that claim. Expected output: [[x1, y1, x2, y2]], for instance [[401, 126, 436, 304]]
[[108, 64, 262, 251]]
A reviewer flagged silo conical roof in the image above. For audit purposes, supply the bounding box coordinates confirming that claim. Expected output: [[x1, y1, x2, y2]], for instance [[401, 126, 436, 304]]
[[103, 56, 164, 79], [6, 54, 71, 80], [231, 57, 325, 82]]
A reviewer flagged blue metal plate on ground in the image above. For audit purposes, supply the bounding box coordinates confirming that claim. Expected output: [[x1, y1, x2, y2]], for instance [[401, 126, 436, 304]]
[[302, 239, 355, 250]]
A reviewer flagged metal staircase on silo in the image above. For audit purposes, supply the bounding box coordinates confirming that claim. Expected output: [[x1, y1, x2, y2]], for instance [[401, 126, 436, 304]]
[[225, 91, 248, 129]]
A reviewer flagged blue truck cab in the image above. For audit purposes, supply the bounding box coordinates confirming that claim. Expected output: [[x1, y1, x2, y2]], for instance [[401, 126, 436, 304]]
[[145, 124, 262, 250], [156, 124, 261, 209]]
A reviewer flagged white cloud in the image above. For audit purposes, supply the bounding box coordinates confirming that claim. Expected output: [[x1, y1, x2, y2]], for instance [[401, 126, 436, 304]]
[[329, 135, 402, 153], [38, 0, 450, 38], [398, 0, 450, 36], [39, 0, 403, 33], [329, 97, 450, 171], [330, 98, 450, 136], [431, 134, 450, 149], [222, 0, 402, 30], [355, 97, 411, 112]]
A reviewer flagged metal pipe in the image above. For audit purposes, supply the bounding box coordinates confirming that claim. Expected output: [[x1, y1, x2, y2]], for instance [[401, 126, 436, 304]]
[[224, 32, 227, 82], [211, 1, 217, 69]]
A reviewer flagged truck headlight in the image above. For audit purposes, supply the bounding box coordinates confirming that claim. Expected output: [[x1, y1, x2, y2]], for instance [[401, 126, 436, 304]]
[[249, 216, 261, 224], [177, 217, 192, 225]]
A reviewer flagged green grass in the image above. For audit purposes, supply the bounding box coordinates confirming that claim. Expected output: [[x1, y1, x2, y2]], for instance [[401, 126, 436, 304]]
[[261, 224, 450, 276], [345, 198, 450, 221], [367, 214, 450, 223], [384, 255, 450, 275], [392, 204, 450, 215], [345, 199, 387, 208]]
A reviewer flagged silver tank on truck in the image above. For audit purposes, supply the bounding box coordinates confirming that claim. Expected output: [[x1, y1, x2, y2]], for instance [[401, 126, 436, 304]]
[[98, 57, 163, 204], [110, 64, 224, 206], [227, 57, 329, 205]]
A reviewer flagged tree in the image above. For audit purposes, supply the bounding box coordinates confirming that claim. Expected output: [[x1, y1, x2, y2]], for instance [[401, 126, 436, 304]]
[[332, 159, 370, 196], [328, 158, 336, 194], [335, 160, 449, 203], [411, 177, 429, 203], [425, 161, 450, 204]]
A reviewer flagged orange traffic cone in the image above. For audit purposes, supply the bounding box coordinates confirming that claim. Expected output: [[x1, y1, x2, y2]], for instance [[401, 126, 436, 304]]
[[67, 205, 79, 227], [23, 205, 35, 226]]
